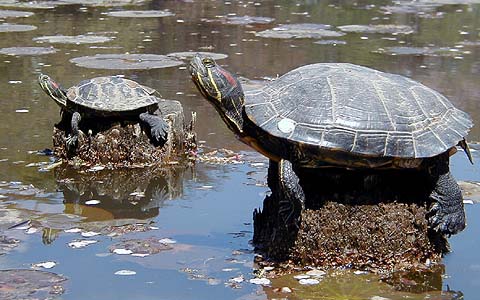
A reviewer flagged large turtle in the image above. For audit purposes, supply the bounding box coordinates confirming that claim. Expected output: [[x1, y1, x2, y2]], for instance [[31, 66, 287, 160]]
[[189, 54, 473, 235], [38, 74, 168, 150]]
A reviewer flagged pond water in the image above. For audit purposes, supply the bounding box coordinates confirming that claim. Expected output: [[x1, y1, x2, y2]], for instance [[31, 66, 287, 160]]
[[0, 0, 479, 299]]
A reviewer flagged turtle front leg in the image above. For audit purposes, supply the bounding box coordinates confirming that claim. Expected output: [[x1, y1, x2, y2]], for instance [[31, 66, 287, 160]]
[[270, 159, 305, 229], [66, 111, 81, 150], [139, 112, 168, 147], [427, 158, 466, 236]]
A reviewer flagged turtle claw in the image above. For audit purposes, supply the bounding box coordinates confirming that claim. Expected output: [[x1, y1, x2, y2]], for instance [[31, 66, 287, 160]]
[[428, 202, 466, 236], [150, 119, 169, 144], [65, 134, 78, 150], [139, 112, 168, 146]]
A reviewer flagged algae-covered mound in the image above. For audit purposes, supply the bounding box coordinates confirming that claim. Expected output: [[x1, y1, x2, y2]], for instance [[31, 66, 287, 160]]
[[255, 198, 446, 274], [253, 167, 449, 275], [53, 99, 196, 168]]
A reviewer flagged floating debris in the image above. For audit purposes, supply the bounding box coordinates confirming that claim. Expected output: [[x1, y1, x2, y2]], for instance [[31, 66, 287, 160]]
[[64, 228, 82, 233], [198, 148, 243, 164], [109, 237, 174, 255], [81, 231, 100, 237], [249, 277, 271, 285], [112, 248, 133, 255], [314, 39, 347, 45], [85, 199, 100, 205], [104, 10, 175, 18], [25, 227, 38, 234], [0, 269, 66, 299], [306, 269, 326, 277], [0, 9, 33, 18], [68, 239, 98, 249], [229, 276, 244, 283], [114, 269, 136, 276], [338, 24, 414, 34], [33, 34, 113, 44], [293, 274, 310, 280], [203, 15, 274, 25], [299, 278, 320, 285], [0, 23, 36, 32], [167, 51, 228, 61], [375, 46, 468, 57], [255, 23, 344, 39], [0, 46, 57, 56], [158, 238, 177, 244], [32, 261, 56, 269], [70, 53, 183, 70]]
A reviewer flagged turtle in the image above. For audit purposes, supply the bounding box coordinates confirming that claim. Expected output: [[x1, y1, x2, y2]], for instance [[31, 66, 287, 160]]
[[189, 54, 473, 235], [38, 74, 168, 150]]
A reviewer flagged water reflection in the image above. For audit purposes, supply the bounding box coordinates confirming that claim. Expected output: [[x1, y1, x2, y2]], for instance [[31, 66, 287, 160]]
[[54, 164, 192, 221]]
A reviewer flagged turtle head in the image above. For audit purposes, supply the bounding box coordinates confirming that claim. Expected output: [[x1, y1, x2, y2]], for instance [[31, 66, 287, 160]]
[[38, 73, 68, 108], [189, 54, 244, 134]]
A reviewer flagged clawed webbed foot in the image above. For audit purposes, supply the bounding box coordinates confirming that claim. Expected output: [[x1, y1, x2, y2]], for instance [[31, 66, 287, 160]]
[[65, 134, 78, 150], [150, 119, 169, 144], [428, 202, 466, 236]]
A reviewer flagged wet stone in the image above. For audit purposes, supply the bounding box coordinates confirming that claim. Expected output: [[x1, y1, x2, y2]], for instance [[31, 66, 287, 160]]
[[0, 9, 33, 18], [70, 53, 183, 70], [33, 34, 113, 44], [167, 51, 228, 61], [104, 10, 175, 18], [0, 23, 36, 32], [255, 23, 345, 39], [109, 237, 174, 255], [338, 24, 415, 34], [0, 46, 57, 56], [0, 269, 67, 299]]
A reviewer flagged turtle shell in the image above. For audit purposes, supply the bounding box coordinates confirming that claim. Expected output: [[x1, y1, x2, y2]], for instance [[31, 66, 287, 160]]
[[66, 76, 159, 113], [244, 63, 472, 161]]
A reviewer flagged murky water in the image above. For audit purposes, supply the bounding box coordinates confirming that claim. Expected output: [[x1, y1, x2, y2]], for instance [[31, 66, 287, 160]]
[[0, 0, 479, 299]]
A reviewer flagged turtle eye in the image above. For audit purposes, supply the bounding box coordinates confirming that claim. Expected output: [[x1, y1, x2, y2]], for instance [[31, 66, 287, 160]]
[[202, 58, 215, 68]]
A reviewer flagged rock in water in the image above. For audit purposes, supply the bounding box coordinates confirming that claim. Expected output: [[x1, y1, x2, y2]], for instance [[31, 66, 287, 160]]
[[53, 99, 196, 168]]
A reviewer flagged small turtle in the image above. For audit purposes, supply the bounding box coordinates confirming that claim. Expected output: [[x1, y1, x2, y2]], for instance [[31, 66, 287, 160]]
[[38, 74, 168, 150], [189, 54, 473, 235]]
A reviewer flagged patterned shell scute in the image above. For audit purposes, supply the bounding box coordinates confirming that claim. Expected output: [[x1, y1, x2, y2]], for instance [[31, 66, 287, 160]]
[[66, 76, 158, 112], [244, 63, 472, 158]]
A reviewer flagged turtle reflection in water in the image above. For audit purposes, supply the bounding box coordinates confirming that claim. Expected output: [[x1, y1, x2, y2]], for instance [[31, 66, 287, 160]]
[[38, 74, 169, 152], [189, 54, 473, 236]]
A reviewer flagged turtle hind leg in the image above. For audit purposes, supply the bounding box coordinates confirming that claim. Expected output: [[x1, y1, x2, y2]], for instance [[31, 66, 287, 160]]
[[139, 112, 168, 147], [66, 111, 81, 151], [276, 159, 305, 229], [427, 158, 466, 236]]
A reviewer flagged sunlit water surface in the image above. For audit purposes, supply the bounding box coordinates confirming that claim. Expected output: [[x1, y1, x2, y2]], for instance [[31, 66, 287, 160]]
[[0, 0, 479, 299]]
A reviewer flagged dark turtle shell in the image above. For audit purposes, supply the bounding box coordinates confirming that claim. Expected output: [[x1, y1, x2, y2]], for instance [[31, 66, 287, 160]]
[[244, 63, 472, 167], [66, 76, 159, 113]]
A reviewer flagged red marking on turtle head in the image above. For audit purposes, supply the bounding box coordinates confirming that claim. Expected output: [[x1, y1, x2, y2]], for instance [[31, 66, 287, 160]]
[[218, 67, 237, 88]]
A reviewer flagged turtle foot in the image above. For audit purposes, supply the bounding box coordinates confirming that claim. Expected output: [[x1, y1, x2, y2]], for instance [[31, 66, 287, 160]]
[[65, 134, 78, 150], [139, 112, 168, 146], [277, 160, 305, 229], [428, 202, 466, 236], [150, 119, 169, 144]]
